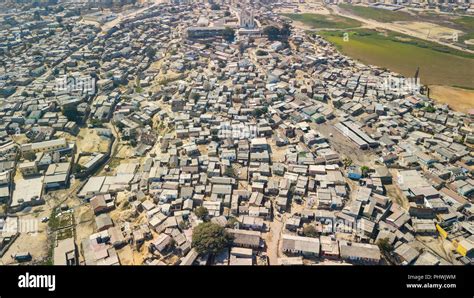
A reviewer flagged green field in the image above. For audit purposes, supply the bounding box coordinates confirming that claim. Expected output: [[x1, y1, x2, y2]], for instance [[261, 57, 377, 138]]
[[338, 4, 415, 23], [451, 16, 474, 50], [282, 13, 362, 29], [452, 16, 474, 29], [318, 29, 474, 88]]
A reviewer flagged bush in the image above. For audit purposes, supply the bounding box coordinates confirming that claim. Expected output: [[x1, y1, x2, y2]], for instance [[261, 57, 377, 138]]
[[23, 151, 37, 161], [303, 225, 318, 238], [90, 118, 103, 127]]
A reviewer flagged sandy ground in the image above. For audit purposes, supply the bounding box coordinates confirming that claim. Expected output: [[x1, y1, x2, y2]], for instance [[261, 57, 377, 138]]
[[264, 212, 285, 265], [275, 2, 331, 15], [429, 85, 474, 113], [116, 243, 151, 265], [311, 121, 379, 167], [276, 3, 333, 31], [392, 21, 462, 41], [75, 128, 111, 154], [1, 213, 49, 265], [414, 235, 454, 263], [11, 134, 29, 145]]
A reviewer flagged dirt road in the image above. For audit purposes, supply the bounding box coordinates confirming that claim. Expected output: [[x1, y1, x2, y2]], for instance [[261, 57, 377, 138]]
[[265, 210, 285, 265]]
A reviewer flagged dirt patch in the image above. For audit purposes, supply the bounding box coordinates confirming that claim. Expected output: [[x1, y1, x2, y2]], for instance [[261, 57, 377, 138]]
[[393, 21, 463, 41], [0, 214, 48, 264], [75, 128, 111, 155], [429, 85, 474, 113], [275, 3, 331, 15]]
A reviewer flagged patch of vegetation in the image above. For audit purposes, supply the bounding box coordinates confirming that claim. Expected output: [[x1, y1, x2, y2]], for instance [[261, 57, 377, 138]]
[[318, 29, 474, 88], [90, 118, 103, 128], [73, 163, 86, 174], [424, 104, 436, 113], [377, 237, 394, 255], [48, 209, 73, 231], [194, 206, 209, 220], [360, 166, 370, 177], [22, 151, 36, 161], [303, 225, 318, 238], [57, 227, 73, 240], [191, 222, 233, 255], [255, 49, 269, 56], [452, 16, 474, 31], [339, 4, 415, 23], [145, 46, 156, 59], [224, 166, 236, 178], [263, 24, 291, 41], [282, 13, 362, 29], [453, 16, 474, 51], [108, 158, 121, 169], [62, 105, 81, 123], [252, 107, 268, 117], [223, 27, 235, 43]]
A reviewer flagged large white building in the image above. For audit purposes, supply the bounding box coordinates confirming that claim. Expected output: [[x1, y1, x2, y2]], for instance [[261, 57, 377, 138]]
[[239, 8, 255, 29]]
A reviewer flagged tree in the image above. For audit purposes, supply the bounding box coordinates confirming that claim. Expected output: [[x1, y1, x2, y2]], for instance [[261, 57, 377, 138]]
[[190, 92, 200, 101], [195, 206, 209, 220], [145, 46, 156, 59], [217, 60, 226, 69], [239, 42, 245, 54], [224, 167, 236, 178], [178, 220, 188, 230], [90, 118, 103, 127], [360, 166, 370, 177], [23, 151, 36, 161], [263, 25, 291, 42], [33, 11, 42, 21], [210, 3, 220, 10], [303, 225, 318, 238], [192, 222, 233, 255], [63, 105, 79, 122], [224, 11, 231, 17], [252, 107, 268, 117], [424, 104, 436, 113], [280, 23, 291, 38], [377, 238, 393, 255], [343, 157, 353, 168], [263, 26, 280, 41], [223, 27, 235, 43], [73, 163, 86, 174]]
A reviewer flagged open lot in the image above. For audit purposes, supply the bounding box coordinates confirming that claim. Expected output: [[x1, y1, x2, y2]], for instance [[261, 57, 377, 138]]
[[393, 21, 462, 41], [429, 85, 474, 113], [75, 128, 111, 154]]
